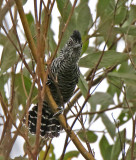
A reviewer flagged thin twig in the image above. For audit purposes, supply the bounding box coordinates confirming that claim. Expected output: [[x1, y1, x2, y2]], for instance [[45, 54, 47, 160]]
[[42, 140, 52, 160], [60, 135, 70, 160], [131, 115, 136, 160], [112, 114, 126, 160], [67, 103, 124, 119]]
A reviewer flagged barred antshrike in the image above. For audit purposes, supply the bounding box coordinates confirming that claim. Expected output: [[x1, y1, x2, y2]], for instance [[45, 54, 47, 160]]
[[28, 30, 82, 138]]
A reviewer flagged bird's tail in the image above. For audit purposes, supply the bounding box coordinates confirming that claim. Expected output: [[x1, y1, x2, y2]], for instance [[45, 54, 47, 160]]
[[26, 101, 62, 138]]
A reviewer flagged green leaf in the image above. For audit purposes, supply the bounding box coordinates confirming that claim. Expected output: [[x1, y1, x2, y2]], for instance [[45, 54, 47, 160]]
[[78, 130, 98, 143], [108, 72, 136, 86], [23, 135, 35, 154], [126, 85, 136, 101], [22, 0, 27, 5], [26, 12, 34, 25], [76, 2, 93, 35], [90, 92, 114, 109], [90, 92, 114, 124], [97, 0, 112, 17], [127, 5, 136, 25], [114, 5, 127, 25], [47, 26, 57, 54], [79, 50, 128, 69], [107, 75, 122, 98], [56, 0, 72, 22], [110, 130, 126, 160], [81, 36, 89, 54], [22, 61, 33, 78], [57, 0, 77, 50], [14, 73, 38, 105], [118, 60, 135, 74], [0, 33, 7, 45], [39, 150, 45, 160], [99, 135, 112, 160], [78, 74, 96, 122], [117, 109, 130, 126], [0, 30, 17, 75], [126, 143, 136, 160], [63, 151, 79, 160], [0, 74, 9, 99], [39, 144, 55, 160], [78, 73, 88, 98], [118, 106, 136, 126], [58, 18, 76, 51], [100, 113, 115, 139], [114, 25, 136, 36], [0, 156, 4, 160]]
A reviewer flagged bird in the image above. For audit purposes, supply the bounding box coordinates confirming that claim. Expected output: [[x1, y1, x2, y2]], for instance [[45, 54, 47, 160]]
[[27, 30, 82, 138]]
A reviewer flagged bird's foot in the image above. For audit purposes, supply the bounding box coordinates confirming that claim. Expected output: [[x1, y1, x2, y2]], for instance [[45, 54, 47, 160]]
[[53, 106, 63, 117]]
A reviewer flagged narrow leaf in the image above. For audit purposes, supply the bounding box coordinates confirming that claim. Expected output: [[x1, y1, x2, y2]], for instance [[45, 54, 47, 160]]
[[56, 0, 72, 22], [78, 73, 88, 98], [110, 130, 126, 160], [0, 29, 17, 75], [114, 25, 136, 36], [100, 113, 115, 139], [76, 2, 93, 34], [90, 92, 114, 109], [63, 151, 79, 160], [99, 135, 112, 160], [97, 0, 111, 16], [108, 72, 136, 86], [78, 130, 98, 143], [79, 50, 128, 69]]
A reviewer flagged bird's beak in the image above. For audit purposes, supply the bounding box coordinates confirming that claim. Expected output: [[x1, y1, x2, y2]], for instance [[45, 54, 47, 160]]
[[73, 44, 81, 49]]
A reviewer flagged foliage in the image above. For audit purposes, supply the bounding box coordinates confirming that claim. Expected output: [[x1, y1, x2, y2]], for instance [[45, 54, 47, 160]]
[[0, 0, 136, 159]]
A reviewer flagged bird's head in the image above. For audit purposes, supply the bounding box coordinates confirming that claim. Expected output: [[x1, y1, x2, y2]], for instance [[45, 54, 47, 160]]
[[61, 30, 82, 63]]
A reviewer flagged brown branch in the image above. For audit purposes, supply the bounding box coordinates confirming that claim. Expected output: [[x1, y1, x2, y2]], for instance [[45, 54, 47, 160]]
[[0, 0, 14, 27], [64, 91, 82, 115], [60, 135, 69, 160], [80, 115, 92, 154], [14, 0, 37, 62], [39, 0, 53, 61], [131, 115, 136, 160], [33, 69, 43, 159], [42, 139, 52, 160], [122, 84, 134, 121], [0, 92, 33, 158], [34, 0, 38, 27], [21, 67, 28, 98], [38, 0, 43, 25], [112, 114, 126, 160]]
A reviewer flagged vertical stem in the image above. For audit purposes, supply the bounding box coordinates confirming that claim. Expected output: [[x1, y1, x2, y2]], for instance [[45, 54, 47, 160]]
[[14, 0, 37, 62]]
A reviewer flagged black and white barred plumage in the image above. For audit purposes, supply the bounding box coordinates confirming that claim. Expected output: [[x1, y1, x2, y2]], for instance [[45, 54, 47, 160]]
[[28, 102, 62, 138], [28, 30, 82, 138]]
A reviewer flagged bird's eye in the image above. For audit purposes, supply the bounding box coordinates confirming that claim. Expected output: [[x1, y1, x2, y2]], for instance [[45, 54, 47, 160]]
[[68, 40, 73, 46]]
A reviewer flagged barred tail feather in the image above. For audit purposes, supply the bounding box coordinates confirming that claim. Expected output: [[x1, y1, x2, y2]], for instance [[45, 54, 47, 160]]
[[28, 101, 62, 138]]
